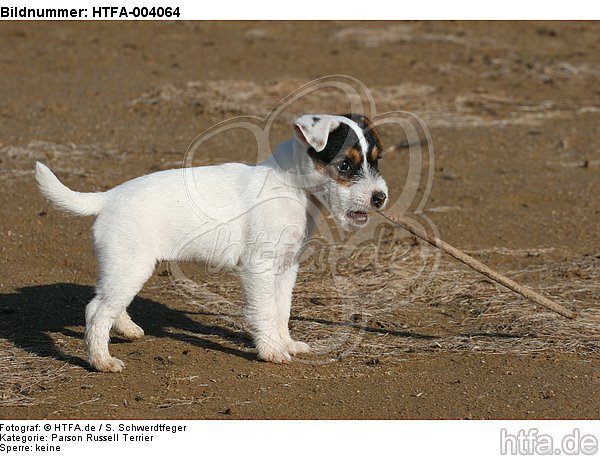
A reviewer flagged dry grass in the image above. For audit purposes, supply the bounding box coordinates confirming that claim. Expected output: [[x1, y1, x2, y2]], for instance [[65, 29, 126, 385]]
[[129, 77, 597, 130], [331, 24, 501, 49], [156, 394, 216, 409], [1, 241, 597, 406], [0, 339, 72, 407], [2, 234, 597, 406], [0, 140, 126, 180], [169, 233, 600, 363]]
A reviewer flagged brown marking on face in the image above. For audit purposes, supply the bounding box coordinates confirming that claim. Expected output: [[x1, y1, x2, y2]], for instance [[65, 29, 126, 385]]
[[311, 158, 353, 188], [362, 116, 384, 150], [371, 146, 379, 161], [311, 159, 326, 172], [330, 173, 353, 187], [311, 157, 356, 188], [346, 147, 363, 168], [305, 116, 381, 187], [361, 117, 384, 165], [340, 114, 384, 166]]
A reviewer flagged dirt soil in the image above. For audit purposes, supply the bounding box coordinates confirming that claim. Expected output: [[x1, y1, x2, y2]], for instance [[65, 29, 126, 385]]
[[1, 21, 599, 419]]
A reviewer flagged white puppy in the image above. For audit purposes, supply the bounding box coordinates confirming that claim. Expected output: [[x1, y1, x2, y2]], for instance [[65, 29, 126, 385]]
[[35, 113, 388, 372]]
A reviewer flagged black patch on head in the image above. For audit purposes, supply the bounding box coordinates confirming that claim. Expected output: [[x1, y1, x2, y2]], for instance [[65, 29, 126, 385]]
[[341, 113, 384, 171], [307, 122, 358, 163], [306, 114, 384, 185], [306, 122, 366, 184], [312, 116, 321, 124]]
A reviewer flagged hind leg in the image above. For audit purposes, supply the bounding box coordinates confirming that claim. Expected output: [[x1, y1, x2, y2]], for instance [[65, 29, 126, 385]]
[[112, 310, 144, 340], [85, 295, 127, 373], [85, 258, 155, 373]]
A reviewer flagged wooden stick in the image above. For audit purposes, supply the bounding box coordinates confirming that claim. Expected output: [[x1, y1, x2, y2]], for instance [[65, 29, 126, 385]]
[[378, 210, 576, 319]]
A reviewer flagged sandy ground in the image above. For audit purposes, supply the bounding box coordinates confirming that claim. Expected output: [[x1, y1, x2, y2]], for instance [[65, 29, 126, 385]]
[[1, 21, 599, 419]]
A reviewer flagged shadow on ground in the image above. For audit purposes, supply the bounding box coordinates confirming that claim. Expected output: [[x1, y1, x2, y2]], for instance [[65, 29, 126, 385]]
[[0, 283, 531, 371], [0, 283, 254, 369]]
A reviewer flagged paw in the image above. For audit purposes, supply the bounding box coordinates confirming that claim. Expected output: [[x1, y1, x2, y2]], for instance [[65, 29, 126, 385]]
[[258, 348, 292, 364], [255, 339, 291, 364], [90, 356, 125, 373], [287, 340, 311, 355], [113, 324, 144, 341]]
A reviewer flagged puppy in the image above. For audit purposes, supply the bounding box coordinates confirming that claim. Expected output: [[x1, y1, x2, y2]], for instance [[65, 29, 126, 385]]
[[35, 113, 388, 372]]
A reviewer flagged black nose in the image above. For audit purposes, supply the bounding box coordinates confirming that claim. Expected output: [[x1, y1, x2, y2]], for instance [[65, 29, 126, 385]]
[[371, 191, 387, 209]]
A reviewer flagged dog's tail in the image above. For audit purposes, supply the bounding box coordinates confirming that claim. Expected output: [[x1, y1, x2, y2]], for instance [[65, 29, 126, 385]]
[[35, 162, 107, 216]]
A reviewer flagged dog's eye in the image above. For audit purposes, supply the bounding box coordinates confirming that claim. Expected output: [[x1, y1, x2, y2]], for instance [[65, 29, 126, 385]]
[[337, 161, 351, 173]]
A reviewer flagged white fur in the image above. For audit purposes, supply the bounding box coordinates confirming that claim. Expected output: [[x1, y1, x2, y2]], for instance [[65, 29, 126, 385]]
[[35, 114, 388, 372]]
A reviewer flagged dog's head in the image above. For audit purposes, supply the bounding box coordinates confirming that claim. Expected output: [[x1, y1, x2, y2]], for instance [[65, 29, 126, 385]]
[[292, 113, 388, 230]]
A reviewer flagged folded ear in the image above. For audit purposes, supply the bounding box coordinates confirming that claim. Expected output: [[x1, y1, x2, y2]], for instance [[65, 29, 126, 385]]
[[293, 115, 340, 152]]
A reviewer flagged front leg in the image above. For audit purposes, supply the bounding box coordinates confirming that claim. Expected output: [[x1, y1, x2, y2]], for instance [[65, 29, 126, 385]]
[[239, 270, 291, 363], [274, 263, 310, 356]]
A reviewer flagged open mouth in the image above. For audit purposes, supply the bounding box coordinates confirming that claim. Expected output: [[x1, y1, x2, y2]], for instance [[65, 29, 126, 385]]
[[346, 210, 369, 225]]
